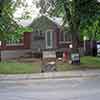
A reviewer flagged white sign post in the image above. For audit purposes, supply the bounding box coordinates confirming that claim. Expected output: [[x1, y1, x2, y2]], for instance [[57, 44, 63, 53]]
[[83, 36, 89, 54]]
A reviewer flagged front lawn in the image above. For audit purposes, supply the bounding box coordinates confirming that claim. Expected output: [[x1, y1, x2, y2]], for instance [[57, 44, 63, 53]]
[[80, 56, 100, 68], [0, 61, 41, 74], [57, 56, 100, 71], [0, 56, 100, 74]]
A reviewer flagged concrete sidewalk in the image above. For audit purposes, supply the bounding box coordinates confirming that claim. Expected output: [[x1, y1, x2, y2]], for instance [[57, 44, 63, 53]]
[[0, 69, 100, 80]]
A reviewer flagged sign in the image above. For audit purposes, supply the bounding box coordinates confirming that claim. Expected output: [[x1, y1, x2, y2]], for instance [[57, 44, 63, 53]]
[[97, 44, 100, 56], [43, 51, 56, 58], [71, 53, 79, 61]]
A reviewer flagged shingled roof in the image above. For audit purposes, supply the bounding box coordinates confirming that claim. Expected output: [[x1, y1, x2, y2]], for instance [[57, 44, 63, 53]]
[[29, 15, 60, 32]]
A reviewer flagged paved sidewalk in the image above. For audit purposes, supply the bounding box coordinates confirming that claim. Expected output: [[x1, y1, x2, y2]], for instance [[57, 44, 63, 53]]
[[0, 69, 100, 80]]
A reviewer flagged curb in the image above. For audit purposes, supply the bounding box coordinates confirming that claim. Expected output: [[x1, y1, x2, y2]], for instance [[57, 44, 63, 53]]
[[0, 70, 100, 81]]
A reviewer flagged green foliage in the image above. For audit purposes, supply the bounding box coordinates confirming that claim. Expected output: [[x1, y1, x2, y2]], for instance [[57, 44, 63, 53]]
[[0, 0, 19, 41], [5, 27, 32, 42], [38, 0, 100, 41], [80, 16, 100, 40], [14, 0, 36, 20], [96, 33, 100, 41], [0, 0, 33, 41]]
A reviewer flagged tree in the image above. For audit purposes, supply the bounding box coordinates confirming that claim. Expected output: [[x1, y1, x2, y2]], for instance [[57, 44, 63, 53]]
[[5, 26, 32, 43], [37, 0, 100, 50], [0, 0, 30, 41], [0, 0, 36, 42], [80, 16, 100, 41], [0, 0, 19, 41]]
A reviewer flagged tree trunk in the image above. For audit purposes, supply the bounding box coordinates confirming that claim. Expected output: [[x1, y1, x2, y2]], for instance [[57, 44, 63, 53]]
[[68, 32, 80, 65], [72, 32, 80, 50], [90, 40, 97, 56]]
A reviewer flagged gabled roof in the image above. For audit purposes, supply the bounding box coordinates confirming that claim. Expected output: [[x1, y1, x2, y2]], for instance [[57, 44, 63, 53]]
[[30, 15, 60, 32]]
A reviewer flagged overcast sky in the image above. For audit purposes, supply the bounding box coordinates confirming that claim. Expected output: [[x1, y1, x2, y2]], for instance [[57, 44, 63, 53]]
[[14, 0, 100, 26], [13, 0, 40, 26]]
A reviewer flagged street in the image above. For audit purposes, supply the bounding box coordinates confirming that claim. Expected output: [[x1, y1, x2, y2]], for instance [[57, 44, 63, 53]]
[[0, 76, 100, 100]]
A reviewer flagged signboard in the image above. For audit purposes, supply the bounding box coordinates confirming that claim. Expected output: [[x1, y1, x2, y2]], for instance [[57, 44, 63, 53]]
[[43, 51, 56, 58], [71, 53, 79, 61], [97, 44, 100, 56]]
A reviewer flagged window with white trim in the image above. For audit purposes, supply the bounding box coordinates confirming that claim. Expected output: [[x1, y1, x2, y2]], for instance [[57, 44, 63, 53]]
[[59, 32, 72, 43], [45, 31, 53, 48]]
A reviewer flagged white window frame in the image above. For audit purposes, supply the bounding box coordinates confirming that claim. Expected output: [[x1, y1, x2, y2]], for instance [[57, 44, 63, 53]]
[[59, 32, 72, 44], [45, 30, 53, 49]]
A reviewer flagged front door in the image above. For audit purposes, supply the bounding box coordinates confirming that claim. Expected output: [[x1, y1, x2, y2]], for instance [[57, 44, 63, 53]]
[[45, 31, 53, 49]]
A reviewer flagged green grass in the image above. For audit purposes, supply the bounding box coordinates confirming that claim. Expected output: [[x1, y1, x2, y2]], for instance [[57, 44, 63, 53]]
[[80, 56, 100, 68], [0, 61, 41, 74], [57, 63, 80, 71], [57, 56, 100, 71], [0, 56, 100, 74]]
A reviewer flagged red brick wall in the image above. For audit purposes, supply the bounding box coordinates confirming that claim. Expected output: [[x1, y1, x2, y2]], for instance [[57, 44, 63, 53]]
[[23, 32, 31, 49], [0, 32, 32, 50]]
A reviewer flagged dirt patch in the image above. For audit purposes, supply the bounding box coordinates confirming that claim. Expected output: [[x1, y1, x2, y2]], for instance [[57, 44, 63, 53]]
[[10, 57, 42, 64]]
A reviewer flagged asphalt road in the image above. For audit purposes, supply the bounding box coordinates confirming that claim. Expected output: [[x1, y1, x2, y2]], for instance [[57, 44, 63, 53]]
[[0, 76, 100, 100]]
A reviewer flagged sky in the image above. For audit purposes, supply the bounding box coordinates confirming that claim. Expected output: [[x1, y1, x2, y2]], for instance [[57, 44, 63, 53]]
[[13, 0, 40, 26], [14, 0, 100, 26]]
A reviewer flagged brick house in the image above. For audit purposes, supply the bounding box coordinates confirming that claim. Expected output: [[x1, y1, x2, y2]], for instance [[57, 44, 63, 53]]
[[0, 16, 72, 60], [30, 15, 72, 56]]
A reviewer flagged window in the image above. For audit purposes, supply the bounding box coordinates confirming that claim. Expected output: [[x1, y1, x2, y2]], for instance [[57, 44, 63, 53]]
[[59, 32, 72, 42], [45, 31, 53, 48]]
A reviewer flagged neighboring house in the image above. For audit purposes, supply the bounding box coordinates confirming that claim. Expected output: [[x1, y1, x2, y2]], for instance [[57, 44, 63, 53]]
[[30, 15, 72, 54], [0, 32, 31, 60]]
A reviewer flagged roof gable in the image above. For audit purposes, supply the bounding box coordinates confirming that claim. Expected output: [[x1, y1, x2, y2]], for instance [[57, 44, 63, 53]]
[[30, 16, 59, 32]]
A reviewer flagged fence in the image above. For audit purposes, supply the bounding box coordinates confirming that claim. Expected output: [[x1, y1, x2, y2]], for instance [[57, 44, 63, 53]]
[[0, 32, 31, 50], [0, 32, 32, 60]]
